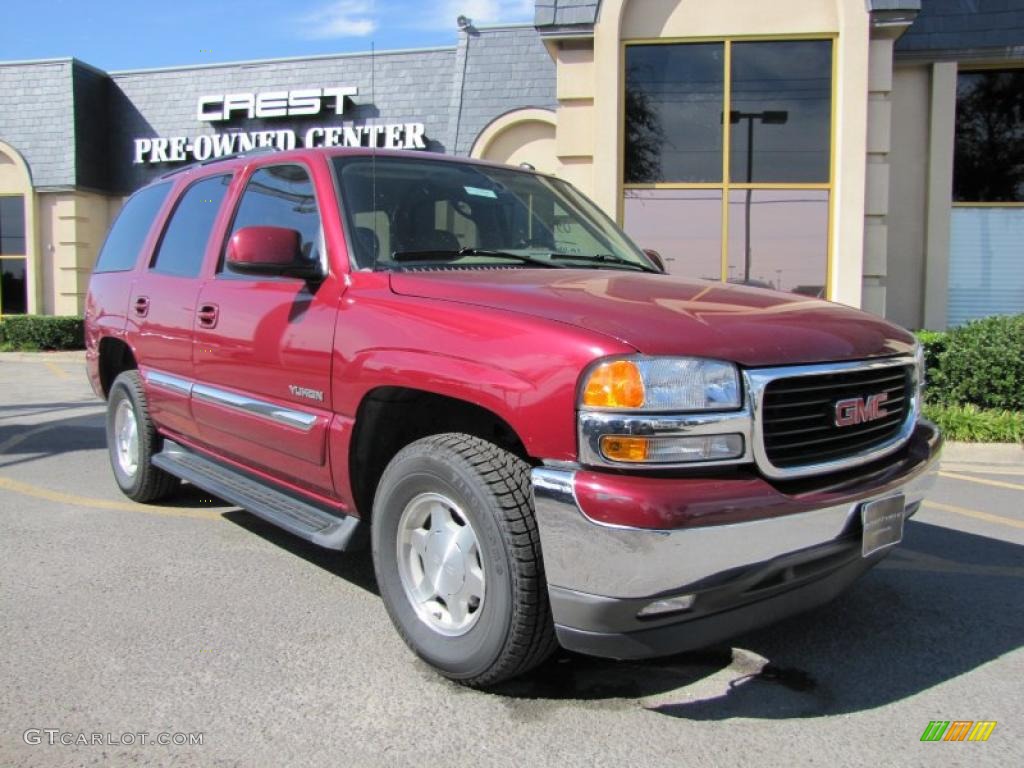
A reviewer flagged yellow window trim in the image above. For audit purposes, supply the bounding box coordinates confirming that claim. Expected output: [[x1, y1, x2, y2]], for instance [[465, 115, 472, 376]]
[[624, 182, 832, 191], [622, 32, 839, 45], [951, 201, 1024, 208], [619, 35, 837, 298]]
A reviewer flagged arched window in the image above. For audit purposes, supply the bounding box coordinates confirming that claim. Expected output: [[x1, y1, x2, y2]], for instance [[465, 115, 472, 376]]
[[0, 143, 32, 315]]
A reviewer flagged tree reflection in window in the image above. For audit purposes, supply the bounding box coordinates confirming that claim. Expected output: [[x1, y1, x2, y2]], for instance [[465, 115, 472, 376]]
[[954, 70, 1024, 203], [624, 86, 664, 183]]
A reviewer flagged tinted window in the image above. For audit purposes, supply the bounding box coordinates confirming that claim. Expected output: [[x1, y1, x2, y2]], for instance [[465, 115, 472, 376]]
[[1, 258, 27, 314], [0, 197, 26, 255], [729, 41, 832, 184], [94, 183, 171, 273], [623, 189, 723, 278], [726, 190, 829, 295], [225, 165, 321, 273], [622, 39, 833, 295], [625, 43, 724, 183], [151, 176, 230, 277], [954, 69, 1024, 202]]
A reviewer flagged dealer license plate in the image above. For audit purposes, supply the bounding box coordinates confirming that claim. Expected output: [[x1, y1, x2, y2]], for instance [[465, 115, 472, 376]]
[[860, 494, 905, 558]]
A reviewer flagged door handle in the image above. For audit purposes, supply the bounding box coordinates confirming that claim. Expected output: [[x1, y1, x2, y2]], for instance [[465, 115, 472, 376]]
[[133, 296, 150, 317], [197, 303, 219, 329]]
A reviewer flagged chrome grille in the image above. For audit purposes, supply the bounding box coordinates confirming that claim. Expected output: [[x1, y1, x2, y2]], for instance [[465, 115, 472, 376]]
[[757, 362, 914, 473]]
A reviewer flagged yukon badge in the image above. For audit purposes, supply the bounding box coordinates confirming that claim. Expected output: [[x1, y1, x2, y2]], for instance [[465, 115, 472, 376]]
[[288, 385, 324, 402], [834, 393, 889, 427]]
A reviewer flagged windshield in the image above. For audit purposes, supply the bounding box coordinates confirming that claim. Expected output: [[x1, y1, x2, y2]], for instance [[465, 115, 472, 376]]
[[332, 156, 656, 272]]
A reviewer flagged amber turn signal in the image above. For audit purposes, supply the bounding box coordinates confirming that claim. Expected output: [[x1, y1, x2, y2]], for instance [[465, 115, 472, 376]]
[[582, 360, 645, 409], [600, 436, 650, 462]]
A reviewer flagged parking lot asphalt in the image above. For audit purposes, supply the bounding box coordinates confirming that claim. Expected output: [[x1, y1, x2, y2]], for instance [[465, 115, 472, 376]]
[[1, 353, 1021, 767]]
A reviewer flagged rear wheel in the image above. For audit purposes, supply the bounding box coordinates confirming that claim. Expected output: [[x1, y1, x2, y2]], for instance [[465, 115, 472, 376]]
[[372, 433, 557, 687], [106, 371, 180, 503]]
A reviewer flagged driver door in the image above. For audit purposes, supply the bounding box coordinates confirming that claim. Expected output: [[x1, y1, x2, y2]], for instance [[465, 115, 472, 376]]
[[191, 161, 341, 496]]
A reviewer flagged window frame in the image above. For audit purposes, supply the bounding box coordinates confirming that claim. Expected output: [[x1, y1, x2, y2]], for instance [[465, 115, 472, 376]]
[[952, 64, 1024, 209], [0, 194, 28, 315], [148, 173, 234, 279], [217, 160, 326, 281], [620, 34, 837, 297]]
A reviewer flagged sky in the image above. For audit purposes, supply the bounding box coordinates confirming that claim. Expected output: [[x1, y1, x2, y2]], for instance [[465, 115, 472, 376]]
[[2, 0, 536, 71]]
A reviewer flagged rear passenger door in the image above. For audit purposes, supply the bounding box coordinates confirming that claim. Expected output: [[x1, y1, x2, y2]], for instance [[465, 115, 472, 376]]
[[128, 174, 232, 441], [191, 162, 341, 496]]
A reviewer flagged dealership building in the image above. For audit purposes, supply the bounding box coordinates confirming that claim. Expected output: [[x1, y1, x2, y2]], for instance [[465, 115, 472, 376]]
[[0, 0, 1021, 329]]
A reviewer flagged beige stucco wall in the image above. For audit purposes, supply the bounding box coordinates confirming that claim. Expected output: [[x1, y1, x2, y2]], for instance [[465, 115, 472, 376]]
[[923, 62, 957, 330], [549, 0, 874, 308], [38, 191, 119, 315], [471, 109, 559, 175], [887, 65, 931, 329], [861, 32, 902, 320]]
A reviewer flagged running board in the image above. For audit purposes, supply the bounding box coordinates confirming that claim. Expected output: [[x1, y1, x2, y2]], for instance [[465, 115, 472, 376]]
[[152, 441, 363, 551]]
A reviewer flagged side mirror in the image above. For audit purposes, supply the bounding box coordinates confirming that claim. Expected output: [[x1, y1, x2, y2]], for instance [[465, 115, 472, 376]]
[[643, 248, 667, 274], [226, 226, 322, 280]]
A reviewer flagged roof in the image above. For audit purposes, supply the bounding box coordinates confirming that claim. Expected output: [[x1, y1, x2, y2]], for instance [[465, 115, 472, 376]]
[[897, 0, 1024, 58]]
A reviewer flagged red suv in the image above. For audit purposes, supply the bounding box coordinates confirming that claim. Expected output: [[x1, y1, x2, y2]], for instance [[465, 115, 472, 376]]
[[86, 148, 941, 686]]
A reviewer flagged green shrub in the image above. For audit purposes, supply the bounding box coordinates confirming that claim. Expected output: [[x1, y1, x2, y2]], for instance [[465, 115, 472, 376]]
[[924, 403, 1024, 443], [932, 314, 1024, 410], [914, 329, 950, 399], [914, 329, 948, 377], [0, 316, 84, 351]]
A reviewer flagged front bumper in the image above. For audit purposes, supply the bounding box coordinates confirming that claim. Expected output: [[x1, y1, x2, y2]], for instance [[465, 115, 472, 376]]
[[531, 421, 942, 659]]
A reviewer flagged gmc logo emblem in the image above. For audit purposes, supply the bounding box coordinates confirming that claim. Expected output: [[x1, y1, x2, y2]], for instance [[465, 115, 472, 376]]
[[834, 393, 889, 427]]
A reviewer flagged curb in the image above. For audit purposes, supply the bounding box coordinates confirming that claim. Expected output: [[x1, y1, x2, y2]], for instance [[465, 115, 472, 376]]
[[941, 440, 1024, 467]]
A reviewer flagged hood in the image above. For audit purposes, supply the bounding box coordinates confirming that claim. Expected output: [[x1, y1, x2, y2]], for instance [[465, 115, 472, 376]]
[[390, 270, 916, 367]]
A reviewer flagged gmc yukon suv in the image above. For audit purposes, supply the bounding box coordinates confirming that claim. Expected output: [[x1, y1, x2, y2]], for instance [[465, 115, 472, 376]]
[[86, 148, 941, 686]]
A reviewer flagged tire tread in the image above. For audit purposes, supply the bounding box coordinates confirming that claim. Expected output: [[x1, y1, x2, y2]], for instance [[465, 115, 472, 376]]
[[383, 433, 557, 687], [108, 370, 179, 503]]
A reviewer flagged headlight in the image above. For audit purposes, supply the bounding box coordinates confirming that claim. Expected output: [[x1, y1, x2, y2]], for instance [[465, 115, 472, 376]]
[[581, 357, 741, 411]]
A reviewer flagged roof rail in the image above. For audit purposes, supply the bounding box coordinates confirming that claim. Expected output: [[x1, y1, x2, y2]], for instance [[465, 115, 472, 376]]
[[158, 145, 284, 180]]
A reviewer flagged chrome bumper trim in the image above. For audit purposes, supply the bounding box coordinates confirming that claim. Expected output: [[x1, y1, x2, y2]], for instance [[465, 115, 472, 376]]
[[531, 435, 939, 601]]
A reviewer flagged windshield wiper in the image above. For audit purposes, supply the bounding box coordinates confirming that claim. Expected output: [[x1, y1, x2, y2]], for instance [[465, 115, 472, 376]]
[[390, 247, 563, 268], [547, 253, 657, 273]]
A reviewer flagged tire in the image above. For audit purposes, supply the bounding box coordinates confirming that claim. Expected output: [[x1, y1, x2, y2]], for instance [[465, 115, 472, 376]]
[[371, 433, 557, 687], [106, 370, 180, 503]]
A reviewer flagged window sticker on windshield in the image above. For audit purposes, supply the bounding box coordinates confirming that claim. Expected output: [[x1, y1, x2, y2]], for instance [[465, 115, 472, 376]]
[[464, 186, 497, 199]]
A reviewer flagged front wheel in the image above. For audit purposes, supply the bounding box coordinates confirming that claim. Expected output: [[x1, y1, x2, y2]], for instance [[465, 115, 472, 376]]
[[371, 433, 557, 687], [106, 371, 180, 503]]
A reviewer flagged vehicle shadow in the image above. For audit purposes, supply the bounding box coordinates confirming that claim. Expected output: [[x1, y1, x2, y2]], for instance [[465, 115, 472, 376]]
[[0, 401, 101, 419], [489, 520, 1023, 717], [222, 509, 380, 598], [0, 411, 106, 471]]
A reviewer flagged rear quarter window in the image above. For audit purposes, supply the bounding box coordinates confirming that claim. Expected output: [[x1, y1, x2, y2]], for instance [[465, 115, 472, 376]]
[[93, 182, 172, 273]]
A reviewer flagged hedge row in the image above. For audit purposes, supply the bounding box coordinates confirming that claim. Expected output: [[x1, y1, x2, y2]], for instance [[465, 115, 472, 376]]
[[917, 314, 1024, 412], [0, 316, 84, 351]]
